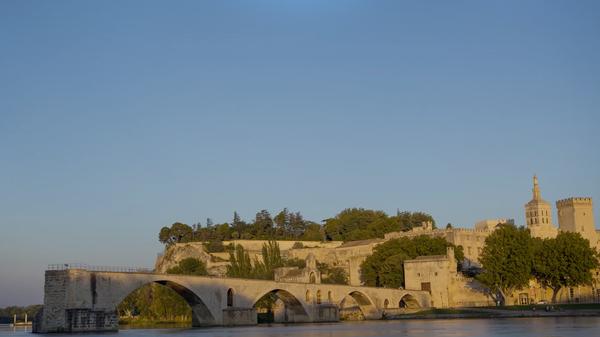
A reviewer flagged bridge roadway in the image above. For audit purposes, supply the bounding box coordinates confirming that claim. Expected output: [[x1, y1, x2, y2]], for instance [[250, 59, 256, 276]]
[[34, 267, 431, 333]]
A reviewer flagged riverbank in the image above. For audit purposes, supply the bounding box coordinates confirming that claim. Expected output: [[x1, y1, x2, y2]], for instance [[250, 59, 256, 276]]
[[119, 318, 190, 329], [386, 304, 600, 320]]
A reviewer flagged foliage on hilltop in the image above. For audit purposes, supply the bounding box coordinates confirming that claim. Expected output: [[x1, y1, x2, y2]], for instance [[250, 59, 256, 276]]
[[158, 209, 323, 245], [359, 236, 463, 288], [323, 208, 435, 241], [158, 208, 436, 246]]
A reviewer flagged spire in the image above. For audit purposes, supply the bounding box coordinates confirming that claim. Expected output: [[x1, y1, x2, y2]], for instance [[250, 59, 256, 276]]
[[532, 174, 541, 200]]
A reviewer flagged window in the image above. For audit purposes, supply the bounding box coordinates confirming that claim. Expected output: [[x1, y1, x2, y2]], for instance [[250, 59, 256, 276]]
[[421, 282, 431, 293], [306, 290, 311, 302], [519, 293, 529, 305], [328, 291, 333, 303], [384, 299, 389, 309], [316, 290, 321, 304], [227, 288, 234, 307]]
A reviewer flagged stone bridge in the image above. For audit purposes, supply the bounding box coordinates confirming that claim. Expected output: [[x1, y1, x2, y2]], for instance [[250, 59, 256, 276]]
[[34, 267, 430, 333]]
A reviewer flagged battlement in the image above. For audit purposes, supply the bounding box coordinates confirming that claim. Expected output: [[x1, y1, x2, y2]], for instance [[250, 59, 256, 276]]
[[556, 197, 593, 207]]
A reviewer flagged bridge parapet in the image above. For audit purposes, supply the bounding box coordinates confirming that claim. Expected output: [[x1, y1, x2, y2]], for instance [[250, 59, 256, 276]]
[[48, 264, 153, 273]]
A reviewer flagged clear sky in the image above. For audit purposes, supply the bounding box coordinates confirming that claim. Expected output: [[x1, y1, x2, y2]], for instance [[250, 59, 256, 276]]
[[1, 1, 599, 307]]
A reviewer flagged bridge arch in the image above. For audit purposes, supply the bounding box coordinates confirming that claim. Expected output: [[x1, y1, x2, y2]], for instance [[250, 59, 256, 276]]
[[252, 288, 310, 323], [117, 279, 216, 327], [340, 291, 380, 320], [399, 294, 420, 308]]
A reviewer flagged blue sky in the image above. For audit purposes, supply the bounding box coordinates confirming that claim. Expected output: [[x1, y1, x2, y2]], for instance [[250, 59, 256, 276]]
[[1, 1, 599, 306]]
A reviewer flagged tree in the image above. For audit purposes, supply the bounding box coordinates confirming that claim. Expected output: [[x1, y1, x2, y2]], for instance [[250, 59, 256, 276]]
[[158, 223, 193, 245], [166, 258, 208, 276], [253, 241, 284, 279], [533, 232, 599, 303], [204, 240, 225, 253], [477, 224, 534, 305], [253, 210, 274, 238], [323, 208, 388, 241], [274, 208, 290, 237], [300, 222, 323, 241], [360, 235, 463, 288], [323, 208, 436, 241], [159, 226, 172, 245], [226, 244, 254, 278], [231, 211, 248, 239], [317, 262, 349, 285], [289, 211, 307, 238]]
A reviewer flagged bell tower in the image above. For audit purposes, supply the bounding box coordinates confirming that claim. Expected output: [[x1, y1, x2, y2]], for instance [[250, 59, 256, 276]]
[[525, 175, 556, 238]]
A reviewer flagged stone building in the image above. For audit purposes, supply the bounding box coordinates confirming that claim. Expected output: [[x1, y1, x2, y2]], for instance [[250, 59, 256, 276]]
[[523, 175, 599, 250], [557, 197, 598, 247], [274, 253, 322, 284], [525, 175, 559, 239], [404, 247, 492, 308]]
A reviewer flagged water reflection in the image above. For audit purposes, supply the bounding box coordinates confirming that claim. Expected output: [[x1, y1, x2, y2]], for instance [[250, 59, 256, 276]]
[[1, 317, 599, 337]]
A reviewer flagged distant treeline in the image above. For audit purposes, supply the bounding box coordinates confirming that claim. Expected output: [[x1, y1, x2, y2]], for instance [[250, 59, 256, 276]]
[[0, 305, 42, 320], [159, 208, 435, 245]]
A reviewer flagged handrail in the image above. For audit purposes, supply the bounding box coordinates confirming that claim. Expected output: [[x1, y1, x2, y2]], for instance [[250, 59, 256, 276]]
[[47, 263, 153, 273]]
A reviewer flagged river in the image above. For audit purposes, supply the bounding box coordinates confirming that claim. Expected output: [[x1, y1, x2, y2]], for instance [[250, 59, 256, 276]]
[[1, 317, 600, 337]]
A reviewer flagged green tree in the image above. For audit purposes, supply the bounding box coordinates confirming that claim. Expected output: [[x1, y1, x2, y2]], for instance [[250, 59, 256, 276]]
[[159, 226, 173, 245], [324, 208, 436, 241], [300, 222, 323, 241], [231, 211, 249, 239], [533, 232, 599, 303], [253, 240, 284, 279], [117, 283, 191, 321], [317, 262, 349, 285], [323, 208, 388, 241], [226, 244, 254, 278], [204, 240, 225, 253], [158, 223, 193, 245], [289, 211, 307, 238], [166, 258, 208, 276], [274, 208, 290, 237], [360, 235, 463, 288], [253, 210, 274, 238], [477, 224, 534, 305]]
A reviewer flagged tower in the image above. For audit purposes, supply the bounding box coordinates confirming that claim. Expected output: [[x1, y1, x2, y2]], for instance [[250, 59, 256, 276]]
[[556, 197, 597, 245], [525, 175, 557, 239]]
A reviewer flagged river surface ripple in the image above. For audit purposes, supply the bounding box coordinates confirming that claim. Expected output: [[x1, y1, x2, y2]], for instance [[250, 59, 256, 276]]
[[1, 317, 599, 337]]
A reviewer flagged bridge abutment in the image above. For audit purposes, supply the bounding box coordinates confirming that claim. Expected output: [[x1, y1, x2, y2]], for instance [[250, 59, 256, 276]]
[[34, 270, 119, 333]]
